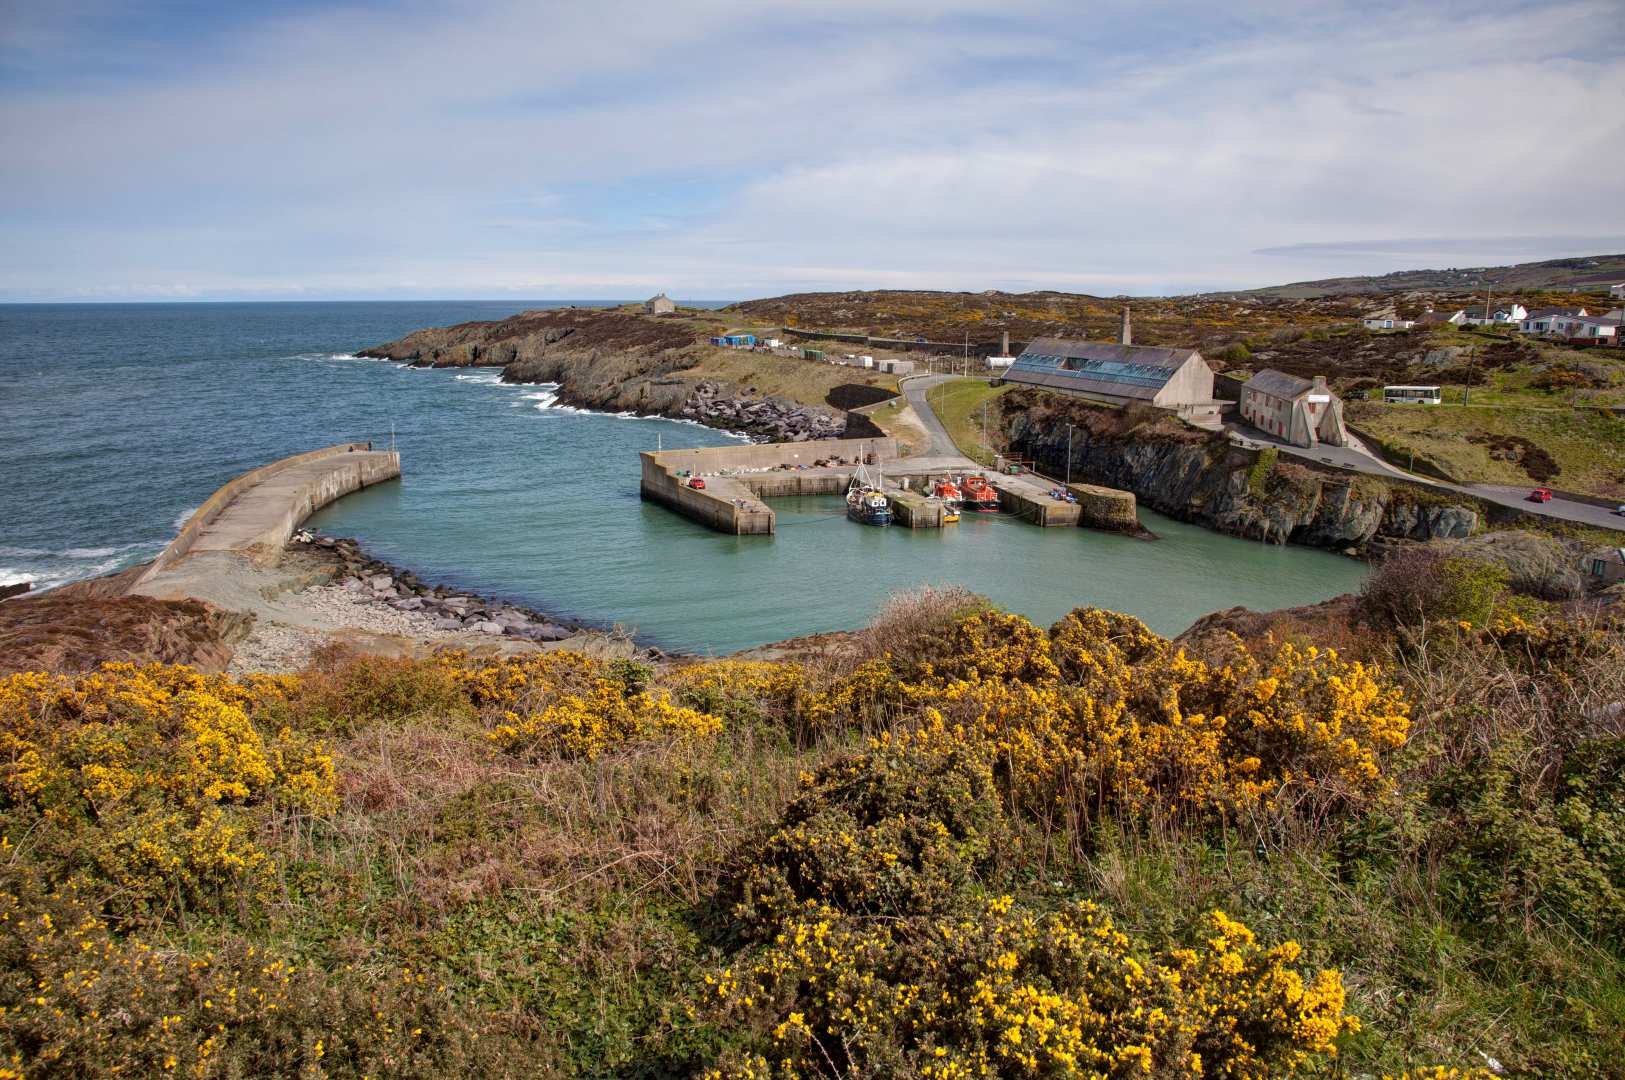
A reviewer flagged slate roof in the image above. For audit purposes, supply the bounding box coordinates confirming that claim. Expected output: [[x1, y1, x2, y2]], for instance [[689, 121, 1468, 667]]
[[1243, 369, 1315, 401], [1004, 337, 1200, 402]]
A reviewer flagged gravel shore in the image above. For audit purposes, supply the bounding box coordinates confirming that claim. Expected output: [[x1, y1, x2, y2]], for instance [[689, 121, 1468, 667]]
[[225, 581, 465, 675]]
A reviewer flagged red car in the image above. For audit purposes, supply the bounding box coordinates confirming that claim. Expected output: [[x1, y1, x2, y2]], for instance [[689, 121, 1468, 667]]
[[687, 477, 706, 490], [1527, 488, 1552, 503]]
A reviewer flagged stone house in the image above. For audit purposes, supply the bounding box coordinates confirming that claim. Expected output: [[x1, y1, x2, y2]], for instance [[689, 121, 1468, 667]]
[[1240, 369, 1348, 449], [644, 293, 676, 315]]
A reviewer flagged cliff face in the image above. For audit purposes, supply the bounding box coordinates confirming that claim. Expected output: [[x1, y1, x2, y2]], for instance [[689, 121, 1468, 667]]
[[1003, 394, 1478, 549], [360, 309, 844, 441]]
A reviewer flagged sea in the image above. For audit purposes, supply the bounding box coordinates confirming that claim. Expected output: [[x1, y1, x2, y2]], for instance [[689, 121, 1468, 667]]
[[0, 302, 1367, 653]]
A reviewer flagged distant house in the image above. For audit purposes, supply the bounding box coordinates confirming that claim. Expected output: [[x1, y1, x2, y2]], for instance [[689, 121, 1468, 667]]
[[1240, 369, 1349, 449], [644, 293, 676, 315], [1519, 306, 1589, 333], [1609, 284, 1625, 299], [1586, 547, 1625, 585], [1415, 307, 1467, 327], [1362, 314, 1416, 331], [1461, 302, 1528, 326], [1544, 315, 1619, 341]]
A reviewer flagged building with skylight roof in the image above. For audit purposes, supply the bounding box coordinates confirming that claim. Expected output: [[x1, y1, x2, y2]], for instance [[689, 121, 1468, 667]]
[[1002, 336, 1223, 424]]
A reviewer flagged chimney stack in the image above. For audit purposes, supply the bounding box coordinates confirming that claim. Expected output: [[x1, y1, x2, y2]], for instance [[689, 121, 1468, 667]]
[[1119, 305, 1132, 346], [1001, 330, 1010, 356]]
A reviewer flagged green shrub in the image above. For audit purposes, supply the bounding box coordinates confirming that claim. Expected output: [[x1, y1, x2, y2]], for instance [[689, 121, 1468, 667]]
[[1248, 446, 1279, 496]]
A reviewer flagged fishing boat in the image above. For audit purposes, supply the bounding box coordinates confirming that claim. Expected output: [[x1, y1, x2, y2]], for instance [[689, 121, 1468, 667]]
[[961, 473, 1000, 513], [846, 465, 892, 526], [933, 477, 962, 523]]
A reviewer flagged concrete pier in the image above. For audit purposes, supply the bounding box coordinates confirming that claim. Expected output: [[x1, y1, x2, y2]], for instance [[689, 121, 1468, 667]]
[[135, 442, 400, 597], [640, 438, 1139, 536], [888, 490, 945, 529]]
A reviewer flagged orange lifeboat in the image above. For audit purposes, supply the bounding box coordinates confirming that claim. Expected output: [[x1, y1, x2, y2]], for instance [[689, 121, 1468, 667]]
[[961, 474, 1000, 512]]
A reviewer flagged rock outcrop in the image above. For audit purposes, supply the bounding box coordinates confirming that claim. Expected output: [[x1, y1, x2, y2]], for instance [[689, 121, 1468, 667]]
[[360, 309, 847, 442], [679, 381, 843, 441], [1003, 393, 1478, 551], [0, 591, 246, 674]]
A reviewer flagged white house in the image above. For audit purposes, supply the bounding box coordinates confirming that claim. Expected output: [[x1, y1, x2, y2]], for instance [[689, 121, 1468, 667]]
[[1461, 302, 1528, 326], [1519, 307, 1588, 333], [1609, 283, 1625, 299], [643, 293, 676, 315], [1362, 315, 1416, 331], [1545, 315, 1619, 340]]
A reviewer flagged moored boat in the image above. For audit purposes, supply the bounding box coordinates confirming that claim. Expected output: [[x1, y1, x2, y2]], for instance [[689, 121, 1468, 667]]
[[933, 477, 962, 523], [846, 465, 892, 526], [961, 473, 1000, 512]]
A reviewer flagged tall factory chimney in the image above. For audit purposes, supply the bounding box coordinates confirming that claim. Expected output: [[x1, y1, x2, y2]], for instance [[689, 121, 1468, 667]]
[[1001, 330, 1010, 355], [1119, 305, 1132, 346]]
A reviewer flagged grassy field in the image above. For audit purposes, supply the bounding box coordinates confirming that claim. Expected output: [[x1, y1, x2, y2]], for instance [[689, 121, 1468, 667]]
[[1346, 399, 1625, 495], [681, 347, 896, 412], [925, 377, 1016, 463], [865, 396, 932, 456]]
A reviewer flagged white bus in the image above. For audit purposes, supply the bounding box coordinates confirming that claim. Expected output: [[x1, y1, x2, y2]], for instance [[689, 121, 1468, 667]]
[[1383, 385, 1442, 405]]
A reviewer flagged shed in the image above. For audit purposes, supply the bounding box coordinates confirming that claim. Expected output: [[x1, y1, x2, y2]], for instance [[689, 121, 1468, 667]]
[[644, 293, 675, 315]]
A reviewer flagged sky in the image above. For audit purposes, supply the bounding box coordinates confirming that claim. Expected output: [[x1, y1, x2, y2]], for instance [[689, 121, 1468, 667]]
[[2, 0, 1624, 301]]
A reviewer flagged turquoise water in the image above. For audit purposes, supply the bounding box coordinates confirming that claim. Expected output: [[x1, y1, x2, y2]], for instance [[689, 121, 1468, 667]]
[[2, 302, 1366, 653]]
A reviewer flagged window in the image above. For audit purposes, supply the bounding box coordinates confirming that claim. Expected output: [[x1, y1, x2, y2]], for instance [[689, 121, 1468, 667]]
[[1593, 559, 1607, 577]]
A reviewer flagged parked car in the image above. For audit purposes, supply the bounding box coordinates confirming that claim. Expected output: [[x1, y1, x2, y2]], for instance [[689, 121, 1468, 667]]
[[1527, 487, 1552, 503], [687, 477, 706, 490], [1613, 505, 1625, 516]]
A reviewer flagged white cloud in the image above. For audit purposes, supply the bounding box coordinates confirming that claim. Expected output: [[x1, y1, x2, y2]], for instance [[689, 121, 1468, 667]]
[[1, 0, 1622, 299]]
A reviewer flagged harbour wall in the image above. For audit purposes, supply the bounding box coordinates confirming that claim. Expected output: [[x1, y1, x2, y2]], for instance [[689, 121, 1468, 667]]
[[639, 437, 898, 535], [135, 443, 401, 588]]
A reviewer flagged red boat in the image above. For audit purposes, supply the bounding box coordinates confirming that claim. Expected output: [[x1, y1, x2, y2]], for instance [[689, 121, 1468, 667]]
[[961, 474, 1000, 512]]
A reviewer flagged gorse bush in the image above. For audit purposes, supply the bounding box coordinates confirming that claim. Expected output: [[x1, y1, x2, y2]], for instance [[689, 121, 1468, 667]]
[[801, 607, 1410, 834], [706, 900, 1355, 1080], [0, 597, 1614, 1077], [0, 664, 333, 917]]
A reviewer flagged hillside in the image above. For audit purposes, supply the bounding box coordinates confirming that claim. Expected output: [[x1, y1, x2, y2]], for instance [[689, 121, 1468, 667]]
[[2, 561, 1621, 1077], [1227, 252, 1625, 299], [725, 289, 1362, 351]]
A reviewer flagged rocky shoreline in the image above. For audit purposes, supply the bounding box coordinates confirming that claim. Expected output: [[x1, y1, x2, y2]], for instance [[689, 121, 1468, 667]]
[[356, 308, 853, 444], [292, 531, 585, 643]]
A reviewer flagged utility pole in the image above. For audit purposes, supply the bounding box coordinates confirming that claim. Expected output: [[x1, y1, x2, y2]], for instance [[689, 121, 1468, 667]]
[[1463, 346, 1476, 407], [981, 401, 988, 461], [1065, 423, 1073, 487]]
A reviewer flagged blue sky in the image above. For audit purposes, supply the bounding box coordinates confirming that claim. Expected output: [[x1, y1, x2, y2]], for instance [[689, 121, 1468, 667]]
[[2, 0, 1623, 300]]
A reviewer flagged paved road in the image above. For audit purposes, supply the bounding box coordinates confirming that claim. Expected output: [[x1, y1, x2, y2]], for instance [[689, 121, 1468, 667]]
[[900, 374, 968, 458], [1227, 424, 1625, 533]]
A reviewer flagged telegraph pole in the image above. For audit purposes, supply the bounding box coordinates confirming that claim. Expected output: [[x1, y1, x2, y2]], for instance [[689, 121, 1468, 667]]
[[1066, 424, 1073, 486]]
